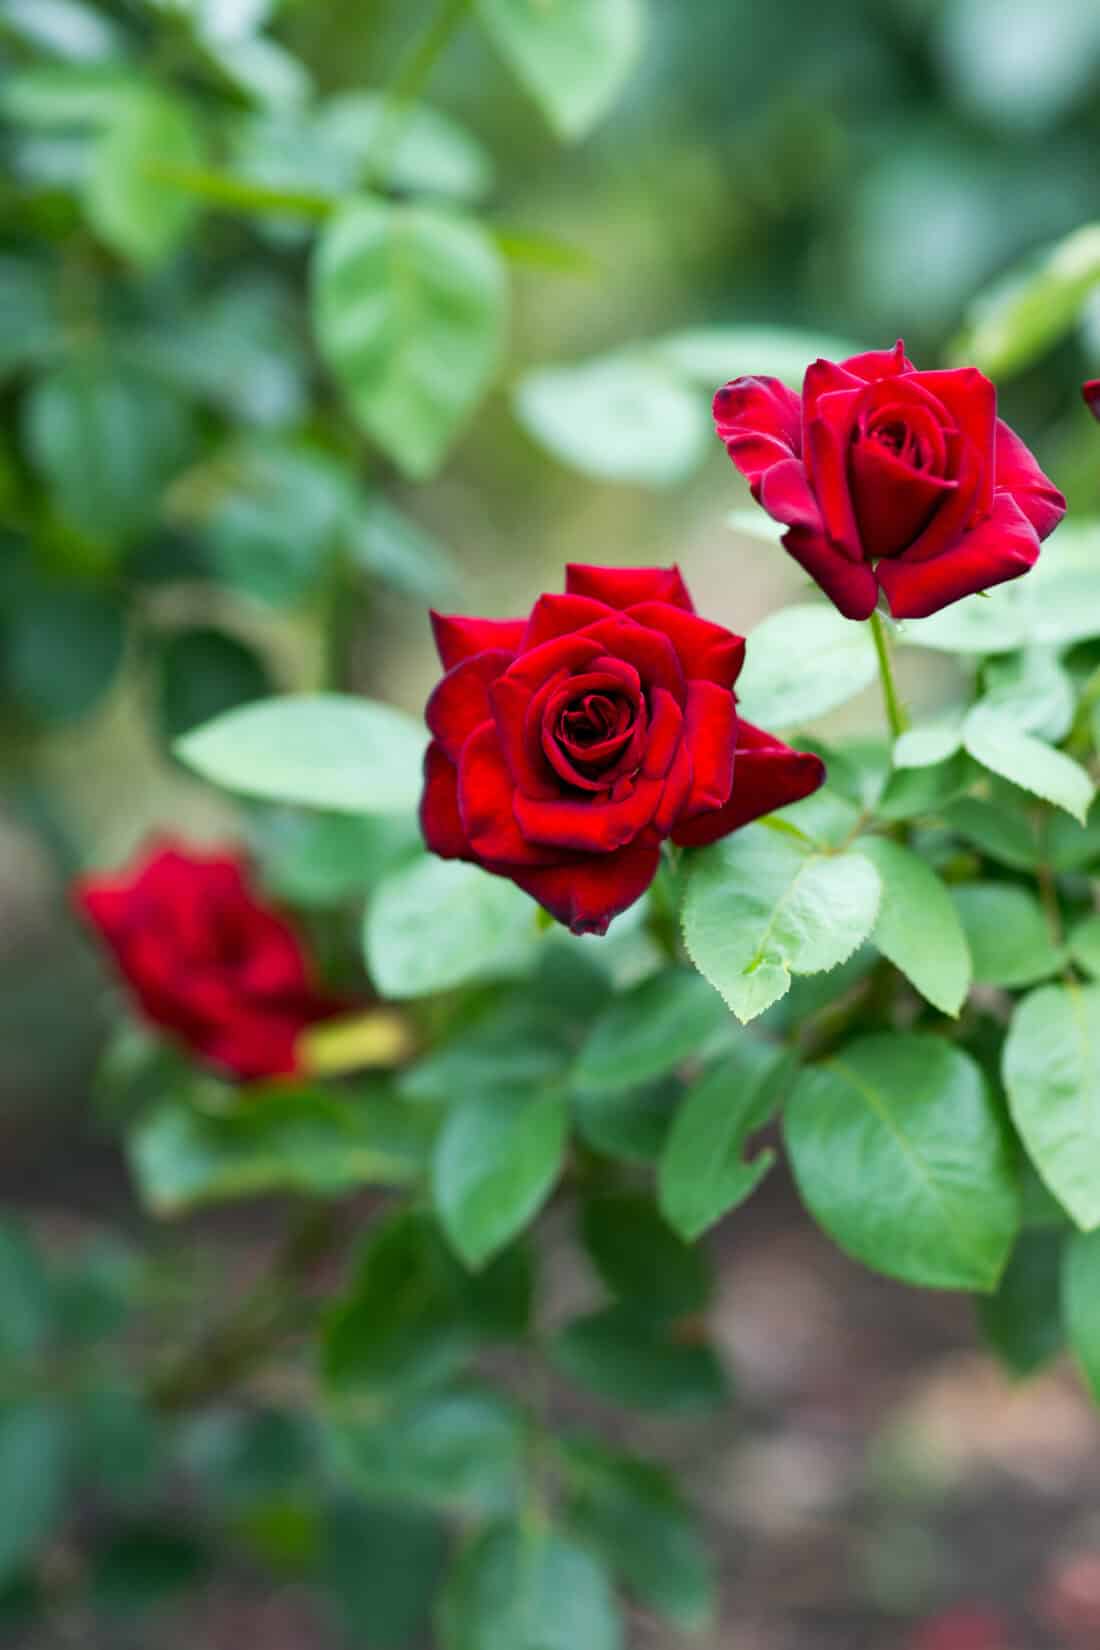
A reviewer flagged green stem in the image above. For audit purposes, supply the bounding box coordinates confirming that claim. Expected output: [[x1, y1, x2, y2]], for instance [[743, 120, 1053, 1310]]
[[365, 0, 472, 188], [869, 608, 908, 739]]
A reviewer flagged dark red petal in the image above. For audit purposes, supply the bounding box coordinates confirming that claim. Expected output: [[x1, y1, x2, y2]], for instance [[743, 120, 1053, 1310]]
[[653, 739, 694, 833], [521, 592, 613, 650], [508, 832, 663, 936], [993, 417, 1066, 541], [804, 414, 861, 556], [639, 687, 685, 780], [781, 526, 880, 620], [848, 437, 955, 559], [671, 721, 825, 847], [458, 721, 559, 866], [565, 564, 695, 613], [624, 602, 745, 689], [802, 358, 863, 427], [756, 456, 823, 536], [513, 776, 664, 853], [713, 375, 802, 484], [578, 615, 686, 701], [420, 741, 471, 859], [907, 367, 996, 515], [200, 1014, 305, 1081], [1084, 379, 1100, 421], [839, 340, 915, 381], [73, 879, 131, 945], [680, 681, 737, 817], [429, 611, 525, 671], [426, 649, 514, 761], [894, 430, 982, 564], [877, 493, 1040, 621]]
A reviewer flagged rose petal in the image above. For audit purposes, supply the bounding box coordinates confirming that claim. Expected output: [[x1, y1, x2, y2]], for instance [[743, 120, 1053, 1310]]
[[781, 525, 880, 620], [420, 741, 470, 859], [458, 721, 560, 866], [839, 340, 915, 381], [804, 411, 862, 555], [848, 436, 955, 559], [908, 367, 996, 515], [522, 592, 613, 650], [430, 611, 525, 670], [713, 375, 802, 483], [993, 417, 1066, 540], [426, 649, 514, 760], [877, 492, 1040, 620], [513, 775, 665, 852], [625, 602, 745, 689], [508, 832, 663, 935], [577, 614, 687, 701], [565, 563, 695, 612], [1084, 379, 1100, 422], [680, 680, 737, 817], [671, 720, 825, 847]]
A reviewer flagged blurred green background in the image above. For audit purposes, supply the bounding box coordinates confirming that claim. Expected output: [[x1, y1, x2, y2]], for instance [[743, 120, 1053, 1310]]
[[3, 1, 1100, 1645]]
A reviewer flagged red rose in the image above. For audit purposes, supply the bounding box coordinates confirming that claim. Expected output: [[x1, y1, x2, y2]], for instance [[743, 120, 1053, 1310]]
[[907, 1607, 1008, 1650], [1084, 379, 1100, 421], [715, 341, 1065, 620], [419, 564, 824, 935], [75, 841, 344, 1082]]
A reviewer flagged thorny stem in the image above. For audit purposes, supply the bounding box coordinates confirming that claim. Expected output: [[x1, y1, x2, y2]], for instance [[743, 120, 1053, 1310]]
[[869, 608, 909, 739]]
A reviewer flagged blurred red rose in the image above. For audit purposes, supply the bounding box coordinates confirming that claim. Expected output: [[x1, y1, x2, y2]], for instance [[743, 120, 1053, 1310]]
[[75, 841, 345, 1081], [715, 340, 1065, 621], [1083, 379, 1100, 422], [419, 563, 824, 935], [907, 1605, 1009, 1650]]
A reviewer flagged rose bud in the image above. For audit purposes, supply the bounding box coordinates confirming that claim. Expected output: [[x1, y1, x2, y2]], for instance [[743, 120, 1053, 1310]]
[[74, 841, 345, 1082], [714, 341, 1065, 621], [419, 564, 825, 935], [1083, 379, 1100, 422]]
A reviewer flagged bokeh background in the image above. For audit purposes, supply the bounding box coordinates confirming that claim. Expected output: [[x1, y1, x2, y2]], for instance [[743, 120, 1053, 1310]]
[[3, 0, 1100, 1645]]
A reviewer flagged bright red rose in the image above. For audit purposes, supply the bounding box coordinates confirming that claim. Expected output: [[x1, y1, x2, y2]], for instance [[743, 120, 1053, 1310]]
[[74, 841, 344, 1082], [1084, 379, 1100, 422], [715, 341, 1065, 621], [419, 564, 825, 935]]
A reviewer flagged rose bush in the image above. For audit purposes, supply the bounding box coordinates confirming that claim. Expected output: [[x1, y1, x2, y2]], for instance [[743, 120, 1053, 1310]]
[[76, 842, 345, 1081], [714, 341, 1066, 619], [420, 563, 825, 932]]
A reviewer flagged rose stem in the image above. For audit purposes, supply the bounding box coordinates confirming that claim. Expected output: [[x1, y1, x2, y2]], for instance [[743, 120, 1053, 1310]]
[[869, 608, 909, 740]]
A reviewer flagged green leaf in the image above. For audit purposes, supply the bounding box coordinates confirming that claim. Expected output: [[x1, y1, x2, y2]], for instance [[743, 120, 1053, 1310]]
[[855, 837, 971, 1015], [981, 649, 1074, 742], [433, 1091, 567, 1268], [944, 797, 1040, 870], [658, 1041, 790, 1240], [0, 62, 138, 128], [552, 1304, 729, 1412], [0, 256, 59, 380], [0, 1223, 53, 1361], [898, 587, 1031, 655], [977, 1228, 1064, 1377], [312, 197, 507, 479], [0, 1403, 69, 1586], [735, 604, 878, 729], [85, 88, 204, 266], [366, 857, 539, 999], [202, 440, 351, 606], [1046, 804, 1100, 871], [322, 1212, 472, 1403], [784, 1035, 1018, 1291], [1063, 1228, 1100, 1402], [949, 883, 1064, 988], [320, 1500, 446, 1650], [474, 0, 643, 140], [682, 825, 882, 1024], [560, 1437, 716, 1630], [878, 751, 979, 821], [91, 1528, 207, 1618], [176, 693, 427, 814], [23, 358, 194, 545], [401, 1002, 572, 1105], [893, 721, 965, 770], [314, 92, 495, 203], [349, 494, 458, 603], [580, 1193, 710, 1320], [155, 627, 274, 745], [656, 325, 865, 389], [573, 966, 727, 1092], [1069, 915, 1100, 978], [1003, 983, 1100, 1229], [441, 1522, 623, 1650], [4, 580, 126, 724], [572, 1078, 679, 1163], [962, 706, 1094, 824], [953, 223, 1100, 378], [130, 1088, 431, 1214], [329, 1389, 525, 1515], [514, 356, 710, 485], [255, 809, 420, 910]]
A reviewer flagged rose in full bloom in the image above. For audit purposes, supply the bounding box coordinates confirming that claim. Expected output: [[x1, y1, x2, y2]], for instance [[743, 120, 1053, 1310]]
[[1084, 379, 1100, 421], [715, 341, 1065, 620], [75, 841, 344, 1081], [419, 564, 825, 935]]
